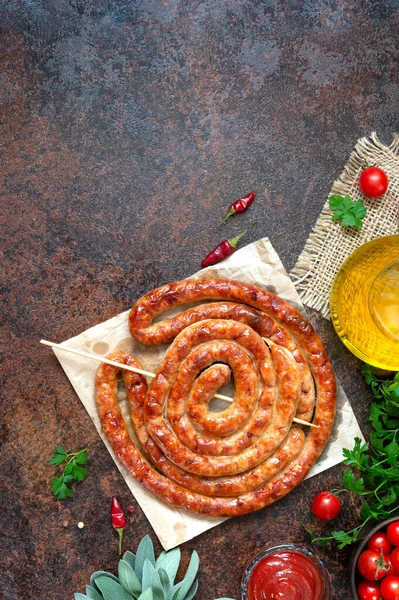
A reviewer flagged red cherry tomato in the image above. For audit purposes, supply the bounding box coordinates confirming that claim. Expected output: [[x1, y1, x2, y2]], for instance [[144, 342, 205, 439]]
[[359, 167, 389, 198], [387, 523, 399, 547], [390, 548, 399, 574], [358, 579, 382, 600], [311, 491, 342, 520], [380, 575, 399, 600], [358, 550, 392, 580], [368, 532, 392, 556]]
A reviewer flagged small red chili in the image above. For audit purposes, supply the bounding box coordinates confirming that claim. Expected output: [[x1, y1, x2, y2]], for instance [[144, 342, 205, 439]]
[[111, 496, 126, 555], [219, 191, 256, 225], [201, 222, 257, 267]]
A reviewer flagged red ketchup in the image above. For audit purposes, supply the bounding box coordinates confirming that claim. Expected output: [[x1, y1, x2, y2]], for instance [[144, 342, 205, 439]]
[[248, 550, 325, 600]]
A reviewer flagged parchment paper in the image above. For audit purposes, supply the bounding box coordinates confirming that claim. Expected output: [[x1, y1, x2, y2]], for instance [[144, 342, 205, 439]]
[[53, 238, 363, 550]]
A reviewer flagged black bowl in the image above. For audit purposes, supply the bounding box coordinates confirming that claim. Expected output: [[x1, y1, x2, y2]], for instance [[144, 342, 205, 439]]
[[350, 514, 399, 598]]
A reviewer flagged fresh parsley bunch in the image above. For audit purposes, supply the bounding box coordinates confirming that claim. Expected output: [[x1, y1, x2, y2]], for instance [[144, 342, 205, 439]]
[[49, 445, 88, 499], [305, 365, 399, 548], [329, 194, 367, 228]]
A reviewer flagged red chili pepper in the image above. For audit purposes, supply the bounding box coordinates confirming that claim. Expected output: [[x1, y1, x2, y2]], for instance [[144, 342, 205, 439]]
[[219, 191, 256, 226], [201, 222, 257, 267], [111, 496, 126, 555]]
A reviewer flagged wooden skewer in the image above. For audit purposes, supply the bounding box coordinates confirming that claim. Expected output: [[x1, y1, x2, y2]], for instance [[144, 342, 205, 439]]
[[40, 339, 319, 428], [40, 339, 155, 377]]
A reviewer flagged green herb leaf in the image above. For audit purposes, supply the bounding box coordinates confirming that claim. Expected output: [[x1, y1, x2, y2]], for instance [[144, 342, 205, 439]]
[[51, 476, 73, 499], [49, 446, 89, 499], [329, 195, 367, 228], [49, 445, 68, 465], [329, 195, 353, 212], [342, 437, 368, 468], [304, 367, 399, 549], [342, 470, 366, 494], [331, 530, 356, 549]]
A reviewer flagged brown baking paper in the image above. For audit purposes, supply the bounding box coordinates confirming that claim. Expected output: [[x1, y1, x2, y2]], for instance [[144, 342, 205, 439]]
[[53, 238, 363, 550]]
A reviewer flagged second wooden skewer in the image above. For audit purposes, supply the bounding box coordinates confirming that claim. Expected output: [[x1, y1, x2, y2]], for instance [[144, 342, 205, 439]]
[[40, 339, 319, 428]]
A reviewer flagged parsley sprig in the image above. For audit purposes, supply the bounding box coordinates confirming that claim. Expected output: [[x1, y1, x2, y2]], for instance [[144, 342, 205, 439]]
[[49, 445, 88, 499], [305, 365, 399, 548], [329, 194, 367, 228]]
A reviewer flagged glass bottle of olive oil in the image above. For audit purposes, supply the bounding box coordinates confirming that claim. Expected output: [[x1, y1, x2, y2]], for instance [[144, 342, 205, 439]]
[[330, 235, 399, 371]]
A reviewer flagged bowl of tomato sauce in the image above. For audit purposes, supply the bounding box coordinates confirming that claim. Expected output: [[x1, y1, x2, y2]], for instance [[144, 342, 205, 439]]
[[241, 544, 330, 600], [351, 515, 399, 600]]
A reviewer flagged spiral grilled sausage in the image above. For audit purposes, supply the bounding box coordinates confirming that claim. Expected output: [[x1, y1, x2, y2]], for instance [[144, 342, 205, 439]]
[[95, 279, 336, 517]]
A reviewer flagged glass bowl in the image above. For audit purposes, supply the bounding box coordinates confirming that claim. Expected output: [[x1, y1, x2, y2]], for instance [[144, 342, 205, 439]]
[[330, 235, 399, 371], [241, 543, 330, 600]]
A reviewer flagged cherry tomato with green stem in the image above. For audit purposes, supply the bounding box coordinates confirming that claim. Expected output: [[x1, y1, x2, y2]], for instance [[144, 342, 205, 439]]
[[357, 550, 392, 581], [312, 492, 342, 520]]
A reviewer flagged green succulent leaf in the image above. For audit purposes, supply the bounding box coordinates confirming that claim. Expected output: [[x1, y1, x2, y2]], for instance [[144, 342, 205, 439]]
[[170, 579, 198, 600], [156, 549, 181, 585], [118, 559, 142, 597], [135, 536, 156, 583], [123, 551, 136, 571], [85, 585, 103, 600], [182, 579, 198, 600], [142, 559, 156, 592], [151, 570, 165, 600], [95, 575, 135, 600], [90, 571, 120, 592], [170, 551, 199, 600], [183, 551, 199, 583], [158, 568, 171, 595], [74, 536, 233, 600], [138, 589, 154, 600]]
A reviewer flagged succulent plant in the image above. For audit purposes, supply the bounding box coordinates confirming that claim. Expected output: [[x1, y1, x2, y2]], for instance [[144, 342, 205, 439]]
[[74, 534, 233, 600]]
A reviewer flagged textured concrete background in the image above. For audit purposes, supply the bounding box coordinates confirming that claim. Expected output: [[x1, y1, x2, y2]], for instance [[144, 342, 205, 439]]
[[0, 1, 398, 598]]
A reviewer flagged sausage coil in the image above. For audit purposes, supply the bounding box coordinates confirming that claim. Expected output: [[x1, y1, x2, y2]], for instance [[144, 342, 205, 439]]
[[95, 279, 336, 516]]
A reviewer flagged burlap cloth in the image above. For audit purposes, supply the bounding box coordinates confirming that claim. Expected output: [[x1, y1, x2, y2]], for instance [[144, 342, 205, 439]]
[[290, 133, 399, 318]]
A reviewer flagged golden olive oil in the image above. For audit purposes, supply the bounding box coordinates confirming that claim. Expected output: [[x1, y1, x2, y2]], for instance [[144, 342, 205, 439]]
[[330, 235, 399, 371]]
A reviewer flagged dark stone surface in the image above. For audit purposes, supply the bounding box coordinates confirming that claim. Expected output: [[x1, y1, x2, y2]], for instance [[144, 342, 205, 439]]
[[0, 1, 398, 598]]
